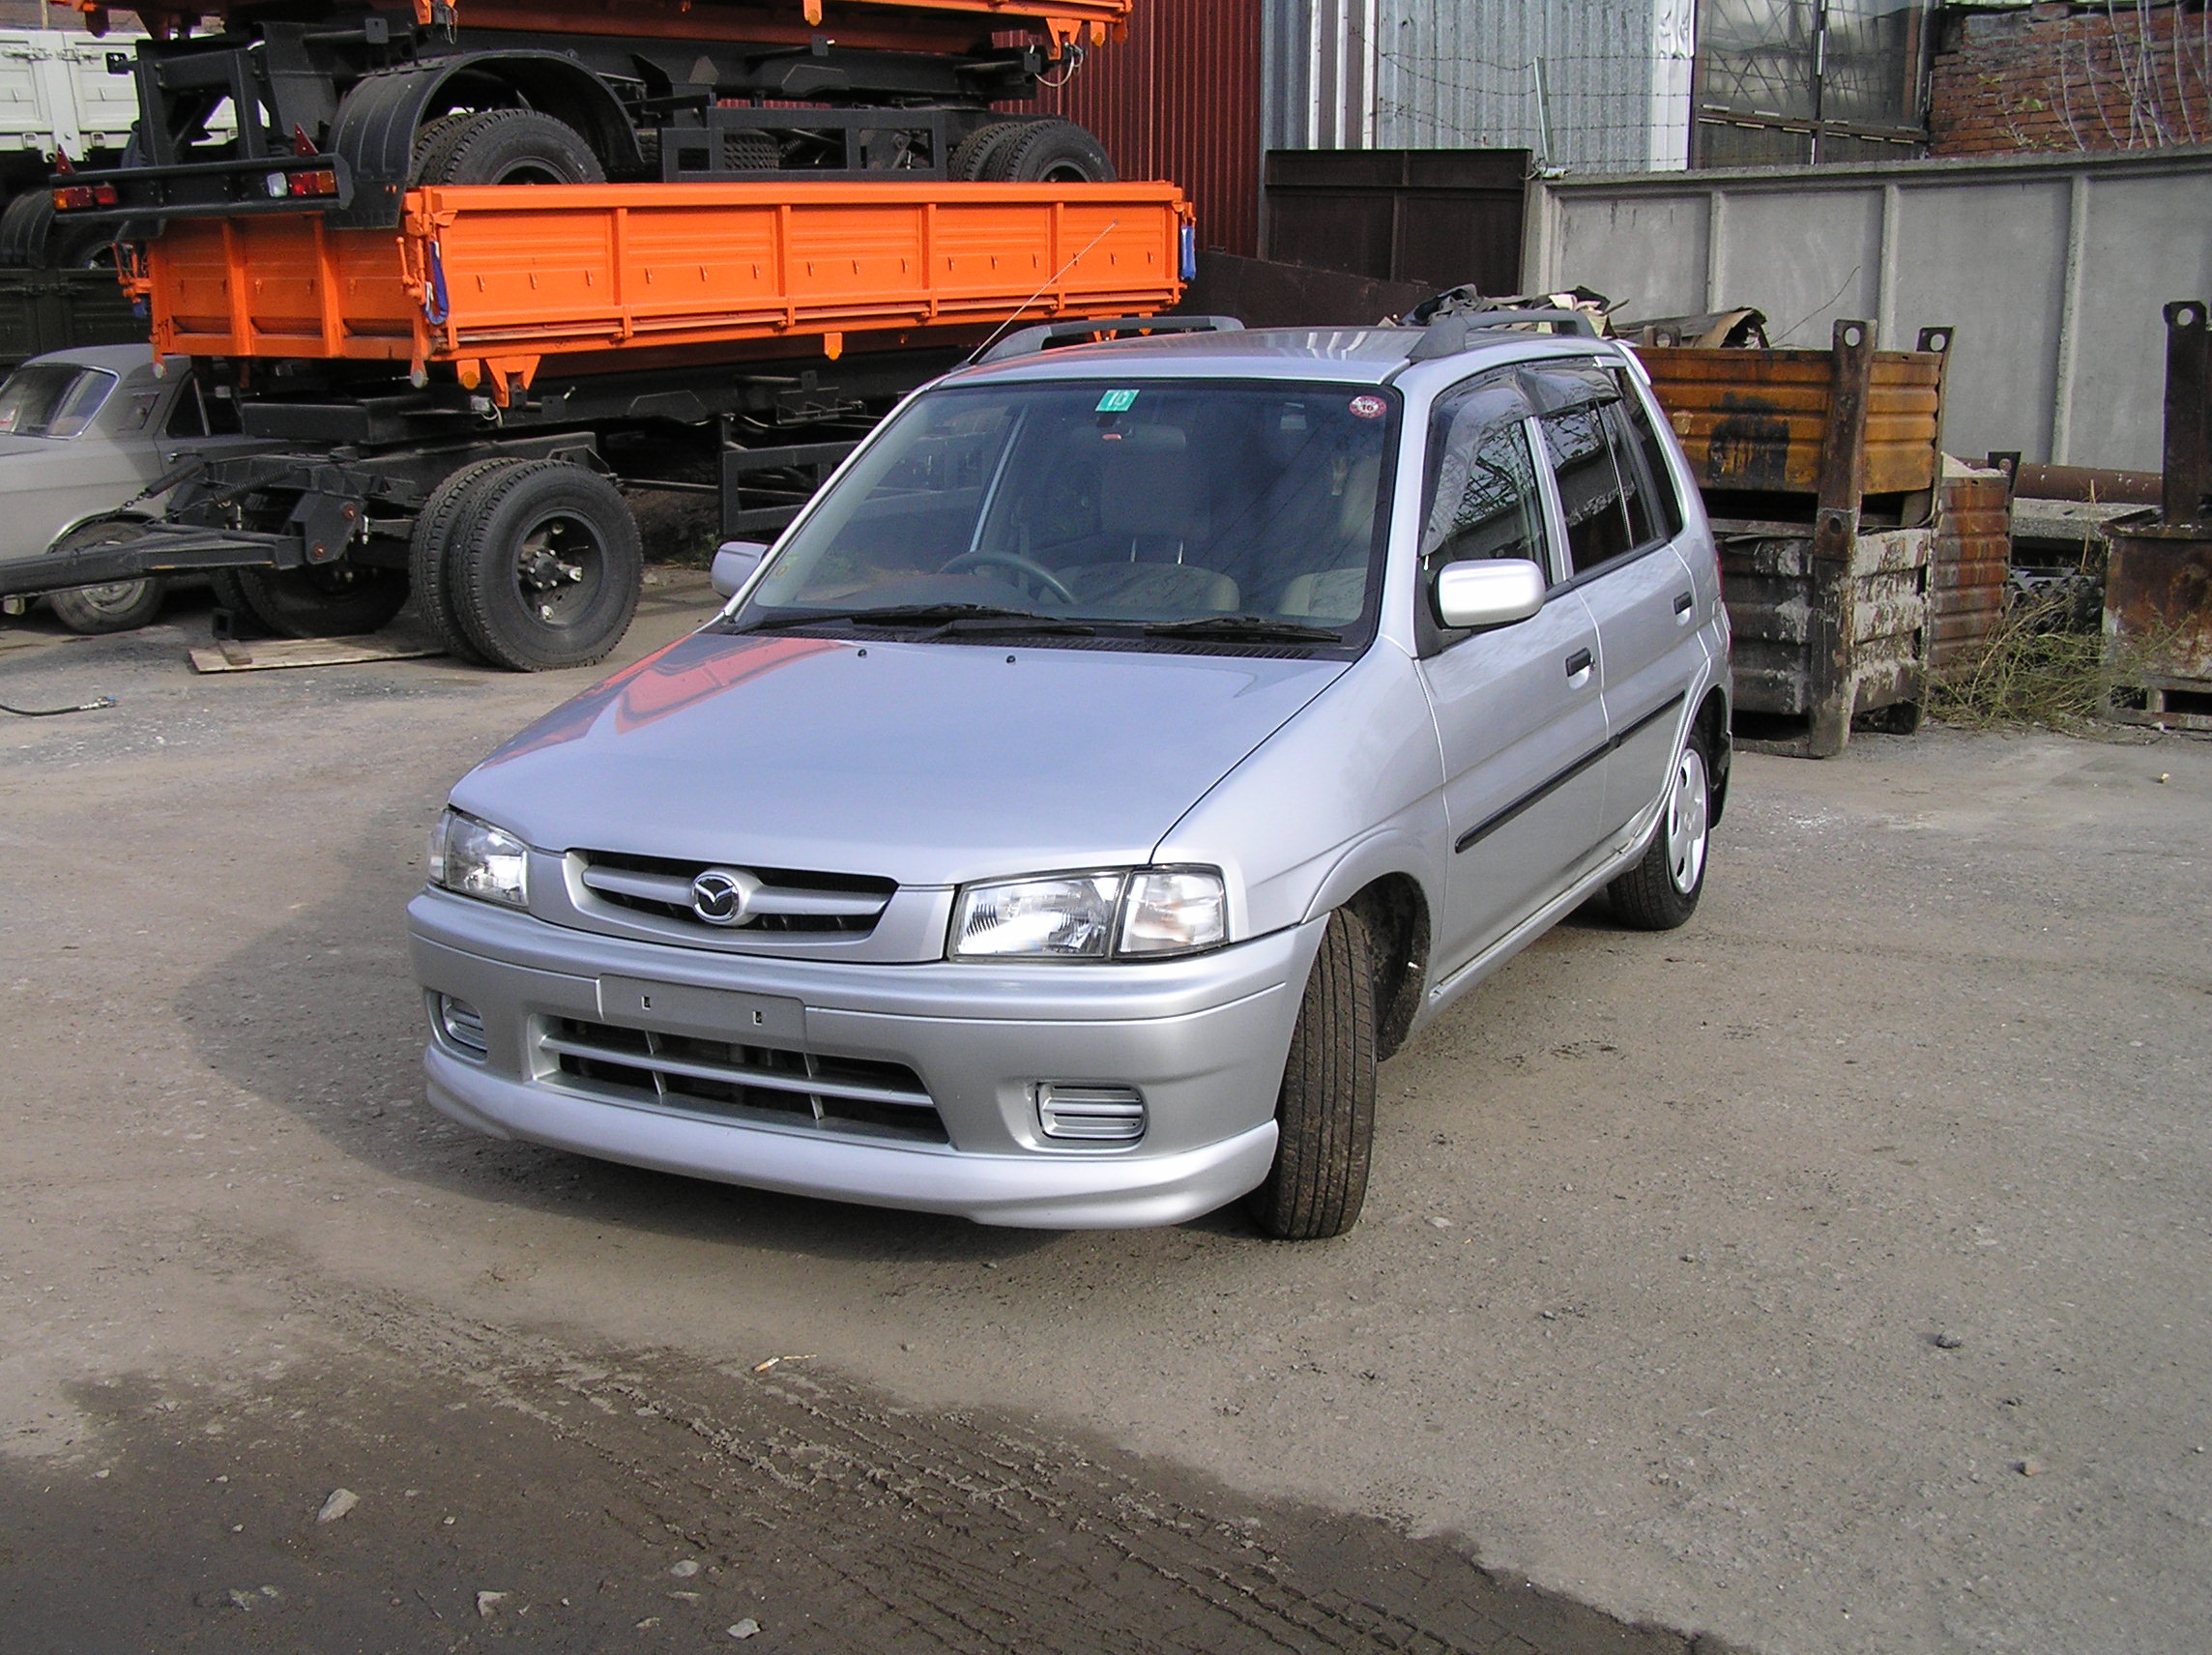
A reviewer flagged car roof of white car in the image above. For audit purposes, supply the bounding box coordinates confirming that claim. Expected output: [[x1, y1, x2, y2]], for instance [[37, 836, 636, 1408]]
[[19, 342, 161, 377]]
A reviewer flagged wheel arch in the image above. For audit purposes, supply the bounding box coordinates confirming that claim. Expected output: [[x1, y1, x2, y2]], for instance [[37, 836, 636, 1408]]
[[329, 55, 643, 228], [1695, 681, 1732, 827], [1299, 843, 1433, 1062]]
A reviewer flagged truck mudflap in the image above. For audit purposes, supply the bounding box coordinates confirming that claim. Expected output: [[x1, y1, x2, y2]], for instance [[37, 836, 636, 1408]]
[[0, 522, 283, 600]]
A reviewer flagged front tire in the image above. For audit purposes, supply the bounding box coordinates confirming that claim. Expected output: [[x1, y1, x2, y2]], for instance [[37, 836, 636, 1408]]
[[1247, 908, 1378, 1240], [43, 519, 166, 634], [1609, 729, 1713, 931]]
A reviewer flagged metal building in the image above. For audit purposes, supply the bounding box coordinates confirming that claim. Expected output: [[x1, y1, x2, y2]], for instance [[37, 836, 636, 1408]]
[[1264, 0, 1699, 172]]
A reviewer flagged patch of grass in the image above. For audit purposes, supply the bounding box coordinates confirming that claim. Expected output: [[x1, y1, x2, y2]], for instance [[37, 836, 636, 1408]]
[[1930, 590, 2113, 732], [1931, 586, 2188, 733]]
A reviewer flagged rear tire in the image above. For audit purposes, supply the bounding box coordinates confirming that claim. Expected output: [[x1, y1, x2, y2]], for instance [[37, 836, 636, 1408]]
[[224, 565, 410, 639], [449, 460, 641, 672], [407, 457, 512, 663], [411, 109, 604, 187], [0, 189, 110, 269], [949, 119, 1032, 182], [42, 519, 166, 634], [1608, 728, 1713, 931], [1247, 908, 1378, 1240], [983, 119, 1115, 184]]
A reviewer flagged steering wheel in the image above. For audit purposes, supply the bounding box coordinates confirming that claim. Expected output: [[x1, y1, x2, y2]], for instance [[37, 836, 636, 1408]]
[[938, 550, 1077, 605]]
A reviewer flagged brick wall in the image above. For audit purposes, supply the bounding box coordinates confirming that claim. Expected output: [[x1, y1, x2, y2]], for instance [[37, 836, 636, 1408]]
[[1931, 2, 2212, 156]]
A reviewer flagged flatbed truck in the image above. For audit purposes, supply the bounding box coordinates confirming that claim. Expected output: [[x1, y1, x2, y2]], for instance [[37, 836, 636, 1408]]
[[2, 1, 1191, 668]]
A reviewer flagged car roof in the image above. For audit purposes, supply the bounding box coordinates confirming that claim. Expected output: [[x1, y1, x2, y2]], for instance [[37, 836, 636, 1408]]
[[940, 324, 1627, 392], [16, 342, 160, 375]]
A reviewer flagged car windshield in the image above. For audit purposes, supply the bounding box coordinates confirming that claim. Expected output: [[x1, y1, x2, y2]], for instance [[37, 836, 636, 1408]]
[[0, 363, 118, 439], [737, 378, 1397, 645]]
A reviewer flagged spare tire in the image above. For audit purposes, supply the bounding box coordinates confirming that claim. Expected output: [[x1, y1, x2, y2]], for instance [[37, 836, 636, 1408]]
[[412, 109, 604, 188], [983, 119, 1115, 184]]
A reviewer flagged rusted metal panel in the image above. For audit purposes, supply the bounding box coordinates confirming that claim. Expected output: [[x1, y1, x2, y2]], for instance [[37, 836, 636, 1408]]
[[1015, 0, 1263, 258], [1717, 517, 1932, 756], [1928, 462, 2010, 673], [1643, 343, 1947, 499], [2105, 518, 2212, 683]]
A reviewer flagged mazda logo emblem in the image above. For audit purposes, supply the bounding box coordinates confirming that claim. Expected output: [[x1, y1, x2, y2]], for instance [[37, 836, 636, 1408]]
[[690, 866, 759, 927]]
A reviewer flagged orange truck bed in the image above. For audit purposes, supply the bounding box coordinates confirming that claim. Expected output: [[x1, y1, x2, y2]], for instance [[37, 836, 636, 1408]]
[[135, 180, 1191, 395], [107, 2, 1134, 53]]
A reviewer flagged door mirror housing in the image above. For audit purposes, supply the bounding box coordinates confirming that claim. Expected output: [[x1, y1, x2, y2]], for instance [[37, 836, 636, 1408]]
[[1434, 559, 1546, 630], [711, 540, 771, 598]]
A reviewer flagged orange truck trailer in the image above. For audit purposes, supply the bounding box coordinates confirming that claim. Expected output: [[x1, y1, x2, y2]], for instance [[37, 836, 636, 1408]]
[[4, 0, 1202, 670]]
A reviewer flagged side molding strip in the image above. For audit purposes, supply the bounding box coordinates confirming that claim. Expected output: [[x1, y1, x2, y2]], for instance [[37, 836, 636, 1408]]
[[1453, 690, 1688, 855]]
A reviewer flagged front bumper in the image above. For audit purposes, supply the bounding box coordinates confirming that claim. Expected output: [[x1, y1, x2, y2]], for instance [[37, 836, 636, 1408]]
[[408, 889, 1324, 1228]]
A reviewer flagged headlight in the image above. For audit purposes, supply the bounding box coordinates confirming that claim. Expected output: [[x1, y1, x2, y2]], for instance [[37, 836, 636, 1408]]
[[427, 808, 530, 909], [950, 867, 1226, 962]]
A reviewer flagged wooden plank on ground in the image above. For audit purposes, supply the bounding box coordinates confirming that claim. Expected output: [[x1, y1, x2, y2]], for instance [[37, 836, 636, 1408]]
[[189, 631, 443, 674]]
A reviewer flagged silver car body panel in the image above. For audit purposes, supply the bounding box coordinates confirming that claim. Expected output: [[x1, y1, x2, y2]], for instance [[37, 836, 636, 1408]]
[[410, 325, 1732, 1227]]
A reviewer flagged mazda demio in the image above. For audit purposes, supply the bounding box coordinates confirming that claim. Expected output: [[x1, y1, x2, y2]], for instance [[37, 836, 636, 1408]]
[[408, 313, 1731, 1238]]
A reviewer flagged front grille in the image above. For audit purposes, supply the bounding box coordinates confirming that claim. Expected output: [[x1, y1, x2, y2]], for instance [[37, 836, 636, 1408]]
[[575, 850, 894, 937], [540, 1016, 946, 1145]]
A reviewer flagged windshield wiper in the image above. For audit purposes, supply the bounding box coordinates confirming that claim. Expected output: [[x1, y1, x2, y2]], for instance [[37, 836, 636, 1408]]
[[734, 603, 1064, 633], [1140, 615, 1344, 644]]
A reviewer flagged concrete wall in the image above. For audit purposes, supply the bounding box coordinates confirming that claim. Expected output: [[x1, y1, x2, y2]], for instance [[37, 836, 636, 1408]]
[[1524, 144, 2212, 471]]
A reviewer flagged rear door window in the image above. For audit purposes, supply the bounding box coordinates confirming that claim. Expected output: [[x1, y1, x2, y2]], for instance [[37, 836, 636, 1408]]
[[0, 363, 118, 438]]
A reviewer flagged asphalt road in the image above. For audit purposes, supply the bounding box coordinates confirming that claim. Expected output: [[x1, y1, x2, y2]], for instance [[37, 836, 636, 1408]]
[[3, 582, 2206, 1655]]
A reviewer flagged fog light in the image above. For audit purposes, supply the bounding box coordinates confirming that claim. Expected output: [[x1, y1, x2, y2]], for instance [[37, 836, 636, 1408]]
[[436, 994, 487, 1058], [1035, 1084, 1145, 1143]]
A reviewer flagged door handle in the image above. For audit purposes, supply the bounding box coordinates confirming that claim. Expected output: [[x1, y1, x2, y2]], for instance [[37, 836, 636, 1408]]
[[1674, 591, 1695, 614], [1563, 647, 1593, 679]]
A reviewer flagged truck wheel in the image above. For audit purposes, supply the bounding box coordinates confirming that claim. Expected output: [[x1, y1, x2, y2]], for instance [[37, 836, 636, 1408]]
[[413, 109, 605, 187], [984, 119, 1116, 184], [226, 565, 410, 639], [948, 120, 1031, 182], [0, 192, 53, 267], [407, 457, 512, 663], [1247, 908, 1378, 1241], [1608, 728, 1713, 931], [450, 460, 640, 672]]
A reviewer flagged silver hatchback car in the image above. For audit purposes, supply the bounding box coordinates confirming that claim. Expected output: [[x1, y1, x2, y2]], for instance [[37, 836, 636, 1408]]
[[408, 317, 1732, 1238]]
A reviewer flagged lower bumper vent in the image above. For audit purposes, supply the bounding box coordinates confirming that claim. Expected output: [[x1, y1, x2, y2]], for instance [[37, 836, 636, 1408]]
[[540, 1016, 946, 1145]]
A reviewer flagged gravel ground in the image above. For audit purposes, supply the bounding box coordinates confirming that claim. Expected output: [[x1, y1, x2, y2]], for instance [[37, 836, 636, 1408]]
[[3, 584, 2206, 1654]]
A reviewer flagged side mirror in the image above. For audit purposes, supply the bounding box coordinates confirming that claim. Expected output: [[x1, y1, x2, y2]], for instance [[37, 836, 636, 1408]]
[[711, 539, 771, 598], [1435, 559, 1547, 629]]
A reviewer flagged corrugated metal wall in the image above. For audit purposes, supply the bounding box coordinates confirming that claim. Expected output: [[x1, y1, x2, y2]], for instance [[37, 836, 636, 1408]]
[[1015, 0, 1265, 257], [1264, 0, 1691, 173]]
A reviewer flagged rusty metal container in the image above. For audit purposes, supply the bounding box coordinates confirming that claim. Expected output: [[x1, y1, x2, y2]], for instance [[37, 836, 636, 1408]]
[[2102, 299, 2212, 730], [1639, 318, 1955, 756], [1929, 457, 2011, 675], [1642, 327, 1951, 505]]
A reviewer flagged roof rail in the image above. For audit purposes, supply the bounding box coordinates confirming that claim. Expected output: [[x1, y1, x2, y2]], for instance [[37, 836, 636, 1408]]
[[971, 314, 1243, 365], [1408, 307, 1602, 361]]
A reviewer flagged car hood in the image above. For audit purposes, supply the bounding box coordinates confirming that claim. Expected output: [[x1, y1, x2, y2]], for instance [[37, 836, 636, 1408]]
[[452, 627, 1349, 887]]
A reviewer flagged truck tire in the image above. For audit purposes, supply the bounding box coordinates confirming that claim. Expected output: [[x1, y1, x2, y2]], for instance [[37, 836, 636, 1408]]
[[0, 190, 111, 269], [1247, 908, 1378, 1241], [407, 457, 512, 663], [1607, 728, 1713, 931], [40, 519, 166, 634], [948, 119, 1031, 182], [983, 119, 1116, 184], [412, 109, 605, 188], [224, 565, 410, 639], [449, 459, 640, 672]]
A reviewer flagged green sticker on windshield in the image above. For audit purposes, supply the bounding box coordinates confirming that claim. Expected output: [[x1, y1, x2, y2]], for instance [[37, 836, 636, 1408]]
[[1095, 389, 1140, 413]]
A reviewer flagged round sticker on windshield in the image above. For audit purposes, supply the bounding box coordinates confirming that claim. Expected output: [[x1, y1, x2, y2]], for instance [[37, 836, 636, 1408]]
[[1349, 394, 1387, 421]]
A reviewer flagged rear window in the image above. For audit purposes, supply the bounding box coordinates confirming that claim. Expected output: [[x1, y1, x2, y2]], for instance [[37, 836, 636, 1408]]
[[0, 363, 118, 439]]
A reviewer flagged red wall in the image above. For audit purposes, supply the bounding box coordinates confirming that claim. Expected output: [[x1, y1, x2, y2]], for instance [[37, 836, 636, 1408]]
[[1931, 5, 2212, 156], [1012, 0, 1263, 257]]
